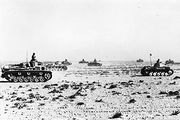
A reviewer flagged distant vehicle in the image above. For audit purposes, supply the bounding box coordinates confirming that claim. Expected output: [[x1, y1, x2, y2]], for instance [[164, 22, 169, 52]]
[[79, 59, 88, 64], [141, 66, 174, 76], [45, 61, 67, 71], [136, 59, 144, 62], [165, 59, 174, 65], [88, 59, 102, 66], [61, 59, 72, 65], [1, 62, 52, 82]]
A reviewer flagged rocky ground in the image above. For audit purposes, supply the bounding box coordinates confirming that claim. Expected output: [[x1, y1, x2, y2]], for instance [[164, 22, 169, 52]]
[[0, 64, 180, 120]]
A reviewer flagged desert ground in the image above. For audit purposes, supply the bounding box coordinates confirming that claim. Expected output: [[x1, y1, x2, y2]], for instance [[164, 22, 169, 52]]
[[0, 62, 180, 120]]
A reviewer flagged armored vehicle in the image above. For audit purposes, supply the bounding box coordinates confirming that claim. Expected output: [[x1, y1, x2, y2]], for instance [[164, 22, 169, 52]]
[[136, 59, 144, 63], [165, 59, 174, 65], [79, 59, 88, 64], [61, 59, 72, 65], [88, 62, 102, 66], [141, 66, 174, 76], [1, 62, 52, 82], [46, 61, 68, 71], [88, 59, 102, 66]]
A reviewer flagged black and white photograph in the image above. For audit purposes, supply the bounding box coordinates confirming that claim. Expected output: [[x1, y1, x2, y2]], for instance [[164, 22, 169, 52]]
[[0, 0, 180, 119]]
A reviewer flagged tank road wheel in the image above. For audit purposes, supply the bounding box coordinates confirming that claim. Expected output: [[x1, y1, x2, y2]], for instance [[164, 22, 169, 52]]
[[160, 72, 164, 76], [167, 69, 174, 76], [160, 72, 165, 76], [27, 72, 31, 76], [157, 72, 161, 76], [156, 72, 160, 76], [62, 66, 68, 71], [39, 72, 43, 76], [9, 76, 13, 82], [38, 76, 45, 82], [164, 72, 168, 76], [34, 77, 39, 83], [24, 77, 29, 83], [8, 75, 14, 82], [8, 76, 15, 82], [152, 72, 157, 76], [29, 77, 34, 82], [44, 73, 52, 80], [19, 77, 24, 82], [150, 72, 154, 76], [5, 74, 11, 80], [13, 77, 19, 83], [149, 72, 153, 76], [18, 72, 22, 76]]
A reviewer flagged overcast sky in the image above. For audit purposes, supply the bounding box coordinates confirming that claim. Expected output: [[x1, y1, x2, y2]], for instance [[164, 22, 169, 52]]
[[0, 0, 180, 62]]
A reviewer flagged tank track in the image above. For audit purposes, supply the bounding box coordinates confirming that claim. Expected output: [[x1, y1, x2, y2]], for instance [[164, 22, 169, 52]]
[[2, 70, 52, 82], [142, 71, 174, 76]]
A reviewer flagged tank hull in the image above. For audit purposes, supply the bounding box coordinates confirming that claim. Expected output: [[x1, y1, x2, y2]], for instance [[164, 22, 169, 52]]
[[88, 62, 102, 66], [136, 59, 144, 62], [1, 70, 52, 82], [1, 63, 52, 82], [141, 66, 174, 76], [79, 61, 88, 64], [61, 62, 72, 65]]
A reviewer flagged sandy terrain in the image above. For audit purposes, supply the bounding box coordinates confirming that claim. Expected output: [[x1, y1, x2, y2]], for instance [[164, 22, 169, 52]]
[[0, 63, 180, 120]]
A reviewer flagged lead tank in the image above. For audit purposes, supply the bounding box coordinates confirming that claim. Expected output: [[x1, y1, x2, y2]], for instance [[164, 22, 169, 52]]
[[141, 66, 174, 76], [1, 62, 52, 82]]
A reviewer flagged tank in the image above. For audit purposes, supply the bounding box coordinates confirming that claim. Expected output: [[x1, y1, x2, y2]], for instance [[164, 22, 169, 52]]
[[141, 66, 174, 76], [88, 60, 102, 66], [165, 59, 174, 65], [61, 59, 72, 66], [136, 59, 144, 62], [45, 61, 68, 71], [1, 62, 52, 82], [79, 59, 88, 64]]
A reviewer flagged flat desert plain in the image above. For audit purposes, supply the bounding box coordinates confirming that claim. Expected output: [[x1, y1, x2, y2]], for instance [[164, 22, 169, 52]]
[[0, 63, 180, 120]]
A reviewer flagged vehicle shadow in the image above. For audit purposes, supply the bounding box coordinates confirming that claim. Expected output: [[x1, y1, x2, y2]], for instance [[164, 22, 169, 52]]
[[0, 80, 12, 83]]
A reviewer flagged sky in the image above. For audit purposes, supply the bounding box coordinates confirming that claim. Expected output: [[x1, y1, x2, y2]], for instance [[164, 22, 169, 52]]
[[0, 0, 180, 62]]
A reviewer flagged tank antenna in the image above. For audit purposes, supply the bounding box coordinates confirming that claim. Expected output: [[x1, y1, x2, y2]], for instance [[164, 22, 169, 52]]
[[150, 53, 152, 66], [26, 51, 28, 63]]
